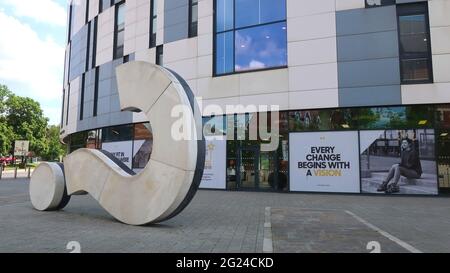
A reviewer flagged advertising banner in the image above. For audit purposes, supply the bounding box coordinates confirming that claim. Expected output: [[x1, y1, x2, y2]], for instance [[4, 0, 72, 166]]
[[200, 136, 227, 189], [289, 131, 360, 193], [102, 141, 133, 169], [360, 129, 438, 195]]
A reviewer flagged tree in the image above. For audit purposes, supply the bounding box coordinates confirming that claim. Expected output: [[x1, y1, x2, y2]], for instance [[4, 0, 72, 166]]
[[5, 93, 49, 157], [41, 125, 66, 161], [0, 123, 14, 156], [0, 85, 13, 156], [0, 84, 11, 114]]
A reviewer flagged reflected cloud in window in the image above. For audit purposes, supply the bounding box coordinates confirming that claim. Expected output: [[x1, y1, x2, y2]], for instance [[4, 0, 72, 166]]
[[214, 0, 287, 75], [235, 22, 287, 72]]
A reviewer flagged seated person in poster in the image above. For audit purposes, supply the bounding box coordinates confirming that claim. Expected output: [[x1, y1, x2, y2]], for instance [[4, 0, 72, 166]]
[[377, 138, 422, 194]]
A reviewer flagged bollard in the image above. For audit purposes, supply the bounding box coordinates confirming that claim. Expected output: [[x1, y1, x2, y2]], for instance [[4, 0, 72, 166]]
[[14, 167, 17, 179]]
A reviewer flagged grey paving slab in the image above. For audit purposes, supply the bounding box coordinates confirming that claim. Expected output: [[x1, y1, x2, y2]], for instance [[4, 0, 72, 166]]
[[1, 178, 450, 253], [270, 208, 406, 253]]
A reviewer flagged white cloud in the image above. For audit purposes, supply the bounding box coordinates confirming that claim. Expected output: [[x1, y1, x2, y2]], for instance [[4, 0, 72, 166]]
[[0, 11, 65, 124], [249, 60, 266, 69], [0, 0, 67, 26]]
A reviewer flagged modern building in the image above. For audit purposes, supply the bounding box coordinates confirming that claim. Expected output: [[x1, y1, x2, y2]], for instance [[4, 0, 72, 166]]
[[61, 0, 450, 196]]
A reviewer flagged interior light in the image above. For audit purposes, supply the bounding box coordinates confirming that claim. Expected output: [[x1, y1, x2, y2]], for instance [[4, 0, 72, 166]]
[[241, 45, 245, 48], [418, 120, 428, 125], [265, 35, 270, 39], [341, 124, 350, 129], [441, 133, 449, 137]]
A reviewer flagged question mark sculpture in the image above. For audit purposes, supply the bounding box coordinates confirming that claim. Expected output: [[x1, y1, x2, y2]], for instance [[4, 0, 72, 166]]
[[29, 61, 205, 225]]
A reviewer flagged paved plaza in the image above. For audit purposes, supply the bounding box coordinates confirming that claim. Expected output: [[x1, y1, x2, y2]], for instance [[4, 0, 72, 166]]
[[1, 178, 450, 253]]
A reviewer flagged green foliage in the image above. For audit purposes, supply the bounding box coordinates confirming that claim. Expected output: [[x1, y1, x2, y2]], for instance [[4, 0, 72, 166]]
[[41, 125, 66, 161], [5, 94, 49, 156], [0, 122, 14, 155], [0, 84, 66, 160]]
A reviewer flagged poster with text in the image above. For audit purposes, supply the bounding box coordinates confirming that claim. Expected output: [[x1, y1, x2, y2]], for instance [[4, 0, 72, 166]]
[[289, 131, 360, 193], [102, 141, 133, 170], [360, 129, 438, 195], [200, 136, 227, 189]]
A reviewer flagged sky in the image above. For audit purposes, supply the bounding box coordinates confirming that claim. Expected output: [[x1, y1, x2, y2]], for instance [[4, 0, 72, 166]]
[[0, 0, 68, 125]]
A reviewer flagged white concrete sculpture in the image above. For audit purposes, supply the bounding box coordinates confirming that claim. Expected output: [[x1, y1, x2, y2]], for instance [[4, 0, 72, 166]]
[[29, 62, 205, 225]]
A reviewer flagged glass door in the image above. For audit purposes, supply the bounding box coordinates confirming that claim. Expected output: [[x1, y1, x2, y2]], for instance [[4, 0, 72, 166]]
[[238, 146, 259, 189]]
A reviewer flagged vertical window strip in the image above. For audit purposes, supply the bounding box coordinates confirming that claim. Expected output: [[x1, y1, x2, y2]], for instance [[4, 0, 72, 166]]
[[189, 0, 198, 38], [92, 17, 98, 69], [397, 3, 433, 84], [80, 74, 86, 121], [61, 89, 65, 128], [66, 83, 71, 126], [86, 22, 91, 71], [93, 67, 99, 117], [149, 0, 157, 48], [68, 4, 73, 42], [85, 0, 90, 24]]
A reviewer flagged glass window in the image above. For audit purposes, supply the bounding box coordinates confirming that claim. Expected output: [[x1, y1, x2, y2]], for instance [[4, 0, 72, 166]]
[[235, 0, 286, 28], [400, 58, 431, 82], [189, 0, 198, 37], [150, 0, 157, 48], [114, 3, 125, 59], [156, 45, 163, 65], [289, 109, 355, 132], [436, 105, 450, 129], [399, 14, 429, 54], [69, 132, 88, 153], [214, 0, 287, 75], [216, 31, 234, 74], [216, 0, 234, 32], [203, 116, 227, 136], [100, 0, 111, 12], [102, 124, 133, 143], [235, 22, 287, 72], [397, 3, 433, 84]]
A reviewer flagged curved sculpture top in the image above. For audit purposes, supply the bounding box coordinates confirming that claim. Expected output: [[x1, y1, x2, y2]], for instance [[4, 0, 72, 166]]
[[30, 62, 205, 226]]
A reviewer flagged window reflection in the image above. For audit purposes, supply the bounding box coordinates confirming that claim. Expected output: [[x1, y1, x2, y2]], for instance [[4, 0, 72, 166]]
[[235, 0, 286, 28], [215, 0, 287, 75], [397, 3, 432, 84], [235, 22, 287, 72], [216, 31, 234, 74], [216, 0, 234, 32]]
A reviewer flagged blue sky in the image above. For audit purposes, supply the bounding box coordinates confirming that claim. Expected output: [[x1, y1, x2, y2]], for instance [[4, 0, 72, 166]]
[[0, 0, 68, 125]]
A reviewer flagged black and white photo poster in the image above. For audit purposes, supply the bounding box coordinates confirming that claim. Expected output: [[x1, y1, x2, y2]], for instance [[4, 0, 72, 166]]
[[289, 131, 360, 193], [102, 141, 133, 169], [360, 129, 438, 195]]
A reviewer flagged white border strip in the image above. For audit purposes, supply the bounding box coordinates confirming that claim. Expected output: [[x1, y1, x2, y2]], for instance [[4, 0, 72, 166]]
[[346, 210, 422, 253], [263, 207, 273, 253]]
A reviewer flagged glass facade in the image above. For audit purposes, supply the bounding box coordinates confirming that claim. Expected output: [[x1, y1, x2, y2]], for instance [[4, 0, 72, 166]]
[[215, 0, 287, 75], [68, 105, 450, 195]]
